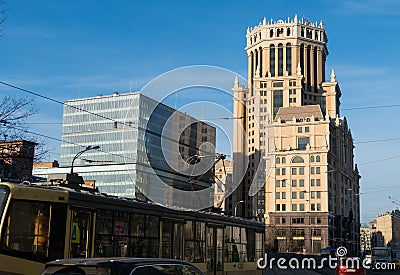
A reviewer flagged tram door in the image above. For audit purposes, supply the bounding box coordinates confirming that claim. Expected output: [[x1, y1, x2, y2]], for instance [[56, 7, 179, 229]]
[[69, 209, 92, 258], [207, 226, 224, 274], [161, 220, 183, 259]]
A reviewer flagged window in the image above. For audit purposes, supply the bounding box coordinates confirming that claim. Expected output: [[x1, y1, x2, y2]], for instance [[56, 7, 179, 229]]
[[317, 203, 321, 211], [292, 168, 297, 175], [286, 43, 292, 75], [292, 180, 297, 187], [276, 168, 280, 176], [276, 192, 280, 199], [292, 228, 305, 237], [1, 200, 53, 261], [282, 204, 286, 211], [299, 204, 305, 211], [311, 167, 315, 174], [311, 204, 315, 211], [316, 156, 321, 162], [276, 157, 280, 164], [292, 192, 297, 199], [273, 90, 283, 117], [298, 137, 310, 150], [299, 179, 304, 187], [299, 191, 305, 199], [292, 218, 304, 224], [281, 168, 286, 175], [310, 156, 315, 162], [282, 157, 286, 164], [292, 204, 297, 211], [292, 156, 304, 163], [282, 192, 286, 199], [311, 179, 315, 186], [316, 167, 320, 174], [276, 204, 281, 211], [281, 180, 286, 187], [298, 127, 302, 133], [317, 191, 321, 198], [278, 44, 283, 76], [311, 192, 316, 199], [316, 179, 321, 186], [299, 168, 304, 175], [270, 45, 275, 77], [260, 82, 267, 88], [305, 127, 310, 133], [273, 81, 283, 87]]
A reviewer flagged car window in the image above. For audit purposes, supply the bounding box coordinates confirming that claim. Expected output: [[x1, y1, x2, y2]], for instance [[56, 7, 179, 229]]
[[131, 266, 150, 275], [147, 264, 177, 275], [177, 265, 203, 275]]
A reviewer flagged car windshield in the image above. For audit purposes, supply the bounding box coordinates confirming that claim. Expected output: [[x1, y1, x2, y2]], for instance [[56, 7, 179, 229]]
[[0, 186, 9, 220]]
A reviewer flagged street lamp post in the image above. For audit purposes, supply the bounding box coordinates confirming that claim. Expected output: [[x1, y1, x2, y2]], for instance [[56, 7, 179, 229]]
[[70, 145, 100, 174], [234, 200, 244, 217]]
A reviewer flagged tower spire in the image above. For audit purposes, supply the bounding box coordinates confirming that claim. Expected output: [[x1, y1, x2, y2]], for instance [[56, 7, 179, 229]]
[[330, 69, 336, 82], [234, 75, 239, 88]]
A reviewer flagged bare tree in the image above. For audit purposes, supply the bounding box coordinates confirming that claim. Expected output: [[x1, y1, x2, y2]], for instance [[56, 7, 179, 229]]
[[0, 94, 50, 161]]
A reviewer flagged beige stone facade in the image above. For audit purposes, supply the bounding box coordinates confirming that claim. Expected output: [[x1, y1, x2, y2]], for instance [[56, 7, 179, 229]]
[[370, 210, 400, 250], [231, 15, 361, 254]]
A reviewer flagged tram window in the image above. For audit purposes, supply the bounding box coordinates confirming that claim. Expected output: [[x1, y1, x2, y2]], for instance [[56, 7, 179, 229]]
[[130, 213, 145, 237], [196, 222, 205, 241], [224, 226, 233, 262], [246, 229, 255, 262], [95, 210, 113, 257], [1, 200, 50, 261], [70, 210, 91, 258], [162, 221, 173, 258], [255, 232, 263, 259], [113, 211, 129, 257], [145, 215, 159, 238], [185, 220, 194, 240]]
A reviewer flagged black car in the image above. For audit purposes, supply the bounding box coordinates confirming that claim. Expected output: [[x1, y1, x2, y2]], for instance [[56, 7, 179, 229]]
[[41, 258, 205, 275]]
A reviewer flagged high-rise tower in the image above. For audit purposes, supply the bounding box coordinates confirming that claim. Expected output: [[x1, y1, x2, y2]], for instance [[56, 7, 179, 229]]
[[232, 16, 361, 255]]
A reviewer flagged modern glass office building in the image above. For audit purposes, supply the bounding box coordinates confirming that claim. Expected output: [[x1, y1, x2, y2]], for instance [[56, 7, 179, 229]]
[[58, 92, 216, 205]]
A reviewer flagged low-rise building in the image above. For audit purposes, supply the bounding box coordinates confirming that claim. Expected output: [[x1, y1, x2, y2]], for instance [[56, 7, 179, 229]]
[[0, 140, 36, 182], [370, 210, 400, 250]]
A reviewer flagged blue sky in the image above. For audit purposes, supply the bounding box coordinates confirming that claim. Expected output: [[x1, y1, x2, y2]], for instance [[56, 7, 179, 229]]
[[1, 0, 400, 223]]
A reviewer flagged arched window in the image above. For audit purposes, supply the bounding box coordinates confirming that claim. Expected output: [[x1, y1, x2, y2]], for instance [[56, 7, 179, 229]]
[[270, 29, 274, 37], [310, 156, 315, 162], [292, 156, 305, 163], [287, 28, 291, 36], [313, 47, 318, 91], [286, 43, 292, 76], [306, 45, 311, 90], [278, 44, 283, 76], [301, 27, 304, 37], [276, 157, 280, 164], [270, 45, 275, 77], [316, 156, 321, 162], [282, 157, 286, 164], [300, 44, 304, 76]]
